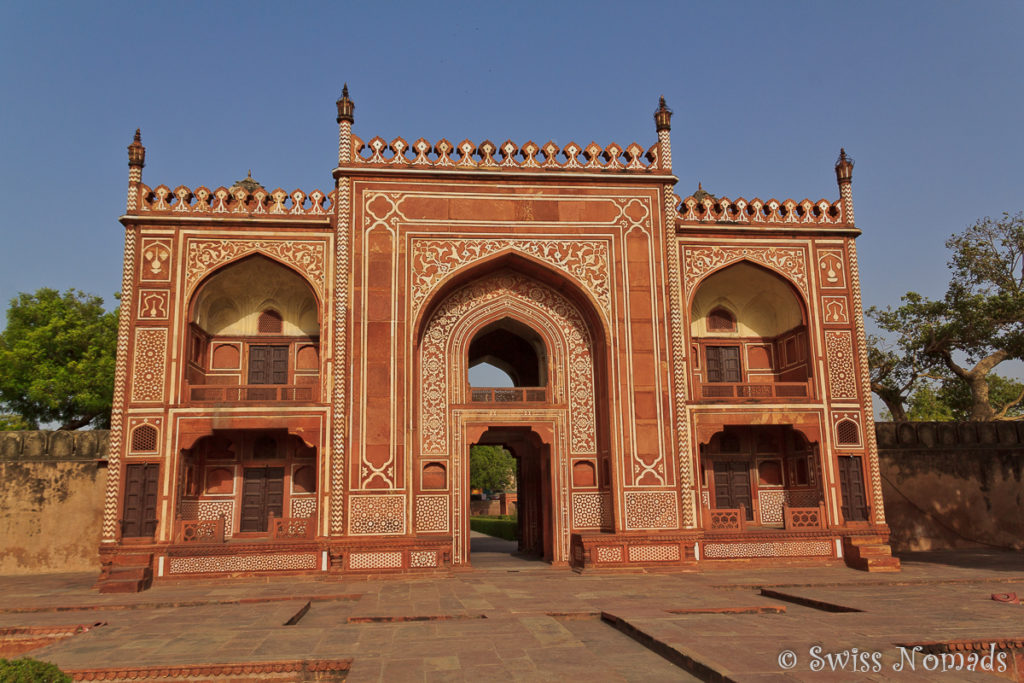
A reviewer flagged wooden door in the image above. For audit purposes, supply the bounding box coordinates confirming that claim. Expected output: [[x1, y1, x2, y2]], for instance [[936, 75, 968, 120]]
[[122, 463, 159, 537], [713, 460, 753, 519], [707, 346, 741, 383], [240, 467, 285, 532], [837, 456, 869, 522], [248, 346, 288, 385]]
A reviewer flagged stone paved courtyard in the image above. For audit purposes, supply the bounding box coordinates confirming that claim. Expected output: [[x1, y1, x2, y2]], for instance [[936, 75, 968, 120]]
[[1, 535, 1021, 681]]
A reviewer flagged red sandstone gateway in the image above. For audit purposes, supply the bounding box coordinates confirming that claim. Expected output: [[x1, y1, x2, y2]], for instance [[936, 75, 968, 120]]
[[97, 89, 897, 592]]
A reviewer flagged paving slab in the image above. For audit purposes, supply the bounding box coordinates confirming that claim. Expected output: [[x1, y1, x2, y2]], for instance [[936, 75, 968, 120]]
[[0, 547, 1020, 680]]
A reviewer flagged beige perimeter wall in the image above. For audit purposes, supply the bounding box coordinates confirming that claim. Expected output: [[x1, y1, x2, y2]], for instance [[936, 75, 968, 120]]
[[0, 430, 108, 575], [876, 421, 1023, 552]]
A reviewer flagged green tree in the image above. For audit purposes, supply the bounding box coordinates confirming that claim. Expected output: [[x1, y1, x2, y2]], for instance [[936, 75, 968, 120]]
[[905, 374, 1024, 422], [469, 445, 515, 492], [867, 332, 935, 422], [870, 212, 1024, 421], [0, 289, 118, 430], [0, 657, 71, 682], [0, 414, 32, 431]]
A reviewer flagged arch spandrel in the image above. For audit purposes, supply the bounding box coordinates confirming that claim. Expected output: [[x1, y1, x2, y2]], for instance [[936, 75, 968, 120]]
[[682, 247, 809, 306], [410, 246, 611, 344], [184, 238, 327, 303], [418, 270, 598, 458]]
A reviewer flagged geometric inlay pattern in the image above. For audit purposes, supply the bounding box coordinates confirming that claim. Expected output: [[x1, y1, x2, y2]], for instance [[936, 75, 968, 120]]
[[130, 328, 167, 402], [702, 541, 834, 558], [349, 551, 403, 570], [415, 495, 450, 533], [571, 492, 612, 529], [596, 546, 623, 563], [623, 491, 679, 530], [627, 544, 681, 562], [824, 330, 857, 399], [410, 550, 438, 568], [168, 553, 317, 574], [291, 497, 317, 519], [348, 495, 406, 535], [757, 489, 786, 525]]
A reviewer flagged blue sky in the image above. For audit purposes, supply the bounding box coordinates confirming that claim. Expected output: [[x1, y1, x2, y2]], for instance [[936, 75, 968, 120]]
[[2, 1, 1022, 382]]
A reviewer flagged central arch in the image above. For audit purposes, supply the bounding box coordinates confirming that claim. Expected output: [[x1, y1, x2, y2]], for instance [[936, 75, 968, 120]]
[[413, 268, 611, 566]]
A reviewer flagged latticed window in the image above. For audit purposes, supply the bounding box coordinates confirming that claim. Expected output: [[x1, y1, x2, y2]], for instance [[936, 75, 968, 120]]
[[707, 307, 736, 332], [257, 309, 283, 334], [131, 425, 158, 452], [836, 419, 860, 445]]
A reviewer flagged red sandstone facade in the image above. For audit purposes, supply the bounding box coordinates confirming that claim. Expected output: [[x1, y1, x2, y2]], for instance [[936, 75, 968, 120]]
[[98, 91, 897, 591]]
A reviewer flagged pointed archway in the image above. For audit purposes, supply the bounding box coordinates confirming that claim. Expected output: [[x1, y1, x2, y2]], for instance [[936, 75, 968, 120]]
[[413, 267, 612, 566]]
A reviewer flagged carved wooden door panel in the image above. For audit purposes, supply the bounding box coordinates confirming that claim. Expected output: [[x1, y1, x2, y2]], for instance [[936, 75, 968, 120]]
[[248, 346, 288, 385], [707, 346, 741, 383], [122, 463, 159, 537], [240, 467, 285, 532], [837, 456, 869, 522], [713, 461, 753, 519]]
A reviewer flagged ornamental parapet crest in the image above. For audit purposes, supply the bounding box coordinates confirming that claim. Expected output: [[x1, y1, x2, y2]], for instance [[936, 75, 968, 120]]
[[130, 184, 334, 219], [675, 192, 846, 227], [345, 136, 666, 172]]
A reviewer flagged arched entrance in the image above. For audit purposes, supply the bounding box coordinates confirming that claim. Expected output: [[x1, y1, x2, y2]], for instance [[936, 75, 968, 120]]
[[414, 267, 610, 567], [474, 426, 553, 561]]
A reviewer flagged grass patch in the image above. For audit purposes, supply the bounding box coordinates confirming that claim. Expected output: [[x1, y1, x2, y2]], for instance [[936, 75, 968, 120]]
[[470, 516, 517, 541]]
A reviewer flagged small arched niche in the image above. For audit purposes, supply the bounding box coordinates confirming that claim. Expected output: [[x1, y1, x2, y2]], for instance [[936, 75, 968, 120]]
[[690, 262, 812, 391], [191, 255, 319, 337], [467, 317, 548, 388], [186, 255, 321, 398], [690, 262, 804, 338]]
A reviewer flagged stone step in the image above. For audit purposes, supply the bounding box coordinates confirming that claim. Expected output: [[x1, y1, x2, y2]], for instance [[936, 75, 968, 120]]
[[845, 535, 886, 547], [98, 576, 152, 594], [108, 566, 152, 582], [855, 544, 892, 557], [110, 553, 153, 567], [864, 556, 902, 572]]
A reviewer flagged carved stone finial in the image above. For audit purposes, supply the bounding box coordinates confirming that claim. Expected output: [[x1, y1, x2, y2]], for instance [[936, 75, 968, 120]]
[[654, 95, 673, 132], [336, 83, 355, 124], [835, 147, 854, 183], [127, 128, 145, 168]]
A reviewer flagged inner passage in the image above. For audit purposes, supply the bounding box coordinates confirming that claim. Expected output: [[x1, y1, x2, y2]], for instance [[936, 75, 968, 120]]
[[467, 318, 548, 403]]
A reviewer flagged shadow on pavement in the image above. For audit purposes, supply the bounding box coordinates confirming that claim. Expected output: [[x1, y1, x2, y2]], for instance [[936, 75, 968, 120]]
[[897, 547, 1024, 573]]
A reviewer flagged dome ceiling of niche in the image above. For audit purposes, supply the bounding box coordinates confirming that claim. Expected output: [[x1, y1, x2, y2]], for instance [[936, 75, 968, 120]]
[[192, 255, 319, 336]]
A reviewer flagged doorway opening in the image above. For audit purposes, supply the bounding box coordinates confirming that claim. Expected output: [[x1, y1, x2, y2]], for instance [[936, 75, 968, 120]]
[[470, 426, 553, 566]]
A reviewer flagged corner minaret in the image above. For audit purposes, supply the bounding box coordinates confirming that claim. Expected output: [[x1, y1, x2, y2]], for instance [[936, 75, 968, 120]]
[[126, 129, 145, 212], [654, 96, 673, 172], [835, 148, 855, 225], [336, 84, 355, 165]]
